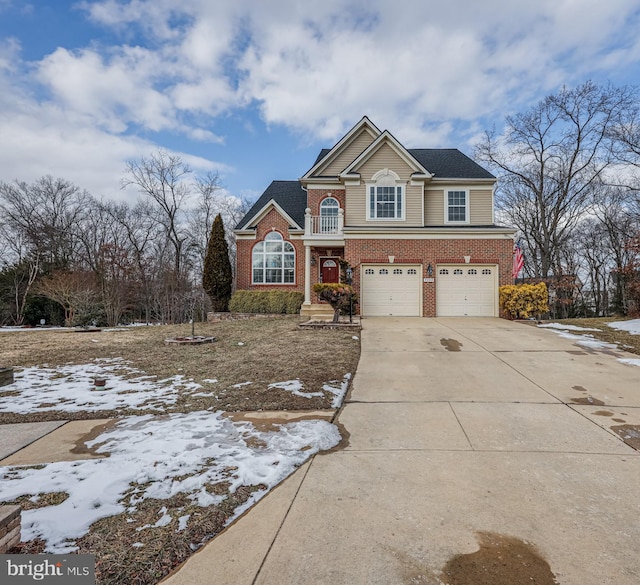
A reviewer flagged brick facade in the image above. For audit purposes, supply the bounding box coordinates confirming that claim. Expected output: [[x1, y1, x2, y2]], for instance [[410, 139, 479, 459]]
[[235, 208, 305, 292], [344, 237, 513, 316], [307, 189, 346, 215]]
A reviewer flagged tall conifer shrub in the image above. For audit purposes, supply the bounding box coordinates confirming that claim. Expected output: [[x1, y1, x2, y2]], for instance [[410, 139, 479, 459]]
[[203, 214, 232, 311]]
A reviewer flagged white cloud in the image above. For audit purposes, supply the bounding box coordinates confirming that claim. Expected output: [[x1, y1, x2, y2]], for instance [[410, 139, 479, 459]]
[[0, 0, 639, 201]]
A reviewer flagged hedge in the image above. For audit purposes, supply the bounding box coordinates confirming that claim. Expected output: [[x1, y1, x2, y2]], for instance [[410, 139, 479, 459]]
[[228, 290, 305, 314], [499, 283, 549, 319]]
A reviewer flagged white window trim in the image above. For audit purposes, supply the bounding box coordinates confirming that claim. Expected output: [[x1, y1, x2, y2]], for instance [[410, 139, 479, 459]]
[[444, 188, 470, 225], [366, 169, 406, 221], [251, 232, 296, 285]]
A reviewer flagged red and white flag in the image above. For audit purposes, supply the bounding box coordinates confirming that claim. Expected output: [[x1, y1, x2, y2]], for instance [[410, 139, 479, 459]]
[[512, 241, 524, 279]]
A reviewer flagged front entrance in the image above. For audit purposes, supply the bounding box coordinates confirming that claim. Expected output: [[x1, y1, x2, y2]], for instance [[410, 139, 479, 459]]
[[320, 258, 339, 283]]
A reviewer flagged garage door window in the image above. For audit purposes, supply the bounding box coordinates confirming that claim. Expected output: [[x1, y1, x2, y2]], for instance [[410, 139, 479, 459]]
[[454, 269, 463, 275], [468, 269, 477, 275], [482, 268, 492, 275], [408, 269, 417, 275], [393, 268, 403, 274], [379, 269, 388, 275], [439, 269, 449, 275], [365, 268, 375, 275]]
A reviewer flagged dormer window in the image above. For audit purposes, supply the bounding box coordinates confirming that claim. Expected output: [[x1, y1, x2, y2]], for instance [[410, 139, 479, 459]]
[[367, 169, 404, 220]]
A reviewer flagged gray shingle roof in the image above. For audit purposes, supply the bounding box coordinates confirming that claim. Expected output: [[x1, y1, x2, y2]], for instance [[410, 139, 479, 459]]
[[409, 149, 495, 179], [311, 147, 494, 179], [237, 147, 494, 231], [235, 181, 306, 230]]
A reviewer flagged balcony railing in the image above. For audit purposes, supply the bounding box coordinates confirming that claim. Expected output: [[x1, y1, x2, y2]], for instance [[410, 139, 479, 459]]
[[304, 208, 344, 238]]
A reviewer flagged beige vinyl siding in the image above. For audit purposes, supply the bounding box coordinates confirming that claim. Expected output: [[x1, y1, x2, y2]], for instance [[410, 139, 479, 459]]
[[425, 187, 494, 225], [319, 129, 376, 176], [424, 189, 444, 225], [469, 189, 493, 224], [344, 143, 423, 227]]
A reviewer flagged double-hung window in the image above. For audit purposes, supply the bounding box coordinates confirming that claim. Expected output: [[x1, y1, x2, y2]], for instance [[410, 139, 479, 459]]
[[446, 190, 468, 223], [369, 185, 403, 219], [252, 232, 295, 284]]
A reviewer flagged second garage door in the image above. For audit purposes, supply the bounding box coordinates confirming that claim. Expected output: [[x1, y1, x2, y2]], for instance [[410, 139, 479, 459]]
[[361, 264, 422, 317], [436, 265, 498, 316]]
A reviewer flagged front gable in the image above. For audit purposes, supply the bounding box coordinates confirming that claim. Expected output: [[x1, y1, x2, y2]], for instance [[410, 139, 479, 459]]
[[302, 116, 380, 181], [238, 199, 303, 233], [342, 130, 431, 181]]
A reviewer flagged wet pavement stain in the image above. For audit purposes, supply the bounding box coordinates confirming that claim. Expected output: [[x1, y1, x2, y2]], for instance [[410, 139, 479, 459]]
[[610, 424, 640, 450], [593, 410, 614, 417], [612, 418, 626, 423], [440, 338, 463, 352], [572, 385, 588, 393], [441, 532, 560, 585], [570, 396, 605, 406], [70, 419, 117, 458]]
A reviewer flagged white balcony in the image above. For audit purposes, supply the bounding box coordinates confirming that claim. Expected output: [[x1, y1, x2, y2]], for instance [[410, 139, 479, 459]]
[[304, 207, 344, 242]]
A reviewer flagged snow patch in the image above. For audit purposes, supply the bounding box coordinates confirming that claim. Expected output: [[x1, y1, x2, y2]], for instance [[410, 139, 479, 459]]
[[0, 411, 340, 553], [618, 358, 640, 367], [322, 373, 352, 408], [607, 319, 640, 335], [0, 359, 203, 414], [268, 379, 323, 399], [538, 323, 601, 332], [541, 328, 619, 350]]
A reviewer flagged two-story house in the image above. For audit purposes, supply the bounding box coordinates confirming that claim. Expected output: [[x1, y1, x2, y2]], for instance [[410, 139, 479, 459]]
[[234, 116, 515, 317]]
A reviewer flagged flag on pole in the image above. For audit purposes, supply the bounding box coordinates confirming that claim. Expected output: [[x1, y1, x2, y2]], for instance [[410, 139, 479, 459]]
[[512, 240, 524, 279]]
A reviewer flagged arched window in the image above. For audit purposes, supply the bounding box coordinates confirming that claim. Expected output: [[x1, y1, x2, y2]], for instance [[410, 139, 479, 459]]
[[252, 232, 295, 284], [319, 197, 339, 233]]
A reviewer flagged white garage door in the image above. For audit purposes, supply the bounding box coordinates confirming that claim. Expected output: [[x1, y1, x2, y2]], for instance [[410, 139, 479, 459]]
[[436, 265, 497, 317], [361, 264, 422, 317]]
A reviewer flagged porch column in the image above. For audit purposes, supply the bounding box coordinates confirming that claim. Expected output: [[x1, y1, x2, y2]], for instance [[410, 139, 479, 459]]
[[304, 244, 312, 305]]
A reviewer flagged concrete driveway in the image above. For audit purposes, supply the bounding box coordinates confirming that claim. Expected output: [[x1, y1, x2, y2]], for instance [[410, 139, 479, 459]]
[[163, 317, 640, 585]]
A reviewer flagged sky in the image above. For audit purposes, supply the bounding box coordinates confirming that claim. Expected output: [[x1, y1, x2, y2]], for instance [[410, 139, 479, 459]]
[[1, 0, 639, 204]]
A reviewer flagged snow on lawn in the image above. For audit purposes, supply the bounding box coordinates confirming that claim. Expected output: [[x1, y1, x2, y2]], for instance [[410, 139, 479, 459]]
[[538, 323, 601, 332], [607, 319, 640, 335], [323, 374, 352, 408], [268, 374, 351, 407], [0, 359, 202, 414], [541, 329, 619, 350], [618, 358, 640, 367], [0, 411, 341, 553]]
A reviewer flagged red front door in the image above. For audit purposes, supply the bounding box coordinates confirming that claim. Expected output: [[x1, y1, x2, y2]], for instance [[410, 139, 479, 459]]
[[320, 258, 339, 283]]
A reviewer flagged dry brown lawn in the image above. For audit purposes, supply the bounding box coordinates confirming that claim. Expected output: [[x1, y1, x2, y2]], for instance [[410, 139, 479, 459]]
[[1, 317, 360, 585], [0, 317, 361, 424]]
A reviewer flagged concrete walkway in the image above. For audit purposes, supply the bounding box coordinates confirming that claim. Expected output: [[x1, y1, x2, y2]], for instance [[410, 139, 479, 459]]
[[162, 317, 640, 585]]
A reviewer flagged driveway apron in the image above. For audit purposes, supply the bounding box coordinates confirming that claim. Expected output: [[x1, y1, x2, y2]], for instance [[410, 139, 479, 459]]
[[163, 317, 640, 585]]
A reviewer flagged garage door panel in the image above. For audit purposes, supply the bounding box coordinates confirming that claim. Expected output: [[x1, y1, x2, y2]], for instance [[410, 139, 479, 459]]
[[361, 265, 421, 317], [437, 265, 497, 317]]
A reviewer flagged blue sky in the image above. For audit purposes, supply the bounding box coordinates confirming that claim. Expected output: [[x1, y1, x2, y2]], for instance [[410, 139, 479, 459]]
[[1, 0, 640, 204]]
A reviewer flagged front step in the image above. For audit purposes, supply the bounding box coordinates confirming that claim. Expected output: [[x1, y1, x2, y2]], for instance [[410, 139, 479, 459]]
[[300, 303, 335, 321]]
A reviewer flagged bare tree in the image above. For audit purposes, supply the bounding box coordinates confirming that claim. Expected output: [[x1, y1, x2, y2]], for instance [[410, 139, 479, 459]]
[[122, 151, 192, 280], [477, 81, 635, 278], [0, 176, 89, 269], [36, 271, 101, 327]]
